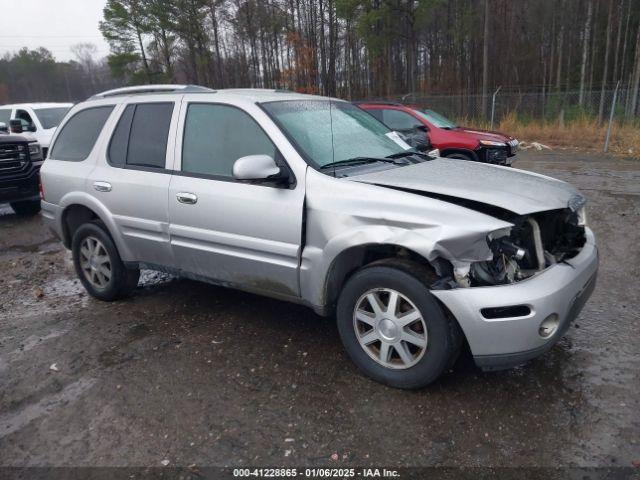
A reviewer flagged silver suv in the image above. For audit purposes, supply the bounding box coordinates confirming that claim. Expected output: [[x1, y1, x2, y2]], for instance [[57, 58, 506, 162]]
[[41, 85, 598, 388]]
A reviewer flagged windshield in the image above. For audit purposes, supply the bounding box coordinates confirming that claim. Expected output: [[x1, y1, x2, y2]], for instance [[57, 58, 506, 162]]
[[262, 100, 408, 168], [414, 109, 457, 129], [34, 107, 71, 129]]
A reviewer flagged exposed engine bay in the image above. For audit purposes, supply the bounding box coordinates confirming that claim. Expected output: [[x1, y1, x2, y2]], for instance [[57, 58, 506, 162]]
[[466, 208, 587, 287]]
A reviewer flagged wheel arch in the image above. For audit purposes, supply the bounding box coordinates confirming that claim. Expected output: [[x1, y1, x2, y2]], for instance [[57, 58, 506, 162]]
[[440, 148, 479, 162], [321, 243, 450, 317], [59, 193, 133, 260]]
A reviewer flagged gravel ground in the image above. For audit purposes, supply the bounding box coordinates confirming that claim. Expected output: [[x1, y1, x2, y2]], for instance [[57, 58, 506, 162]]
[[0, 150, 638, 469]]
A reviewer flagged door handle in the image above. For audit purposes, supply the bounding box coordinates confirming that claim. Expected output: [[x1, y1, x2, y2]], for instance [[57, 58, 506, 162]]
[[93, 181, 112, 192], [176, 192, 198, 205]]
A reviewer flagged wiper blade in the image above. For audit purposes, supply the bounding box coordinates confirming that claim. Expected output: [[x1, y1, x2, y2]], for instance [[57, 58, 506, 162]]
[[319, 157, 398, 169], [386, 151, 429, 160]]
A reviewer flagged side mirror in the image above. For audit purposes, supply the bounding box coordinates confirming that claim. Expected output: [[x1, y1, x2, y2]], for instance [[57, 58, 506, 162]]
[[9, 119, 23, 134], [233, 154, 289, 185], [414, 124, 428, 132], [0, 122, 8, 133]]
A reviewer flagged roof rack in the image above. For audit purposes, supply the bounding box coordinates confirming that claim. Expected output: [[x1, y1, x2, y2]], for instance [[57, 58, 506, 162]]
[[90, 84, 215, 99]]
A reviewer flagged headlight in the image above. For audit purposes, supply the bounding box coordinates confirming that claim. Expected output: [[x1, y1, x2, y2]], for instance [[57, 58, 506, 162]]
[[479, 140, 507, 147], [28, 143, 41, 156]]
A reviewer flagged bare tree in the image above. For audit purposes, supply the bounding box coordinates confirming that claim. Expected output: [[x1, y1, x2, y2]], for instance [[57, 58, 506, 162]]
[[579, 0, 593, 105], [628, 23, 640, 118], [598, 0, 614, 122], [481, 0, 490, 116]]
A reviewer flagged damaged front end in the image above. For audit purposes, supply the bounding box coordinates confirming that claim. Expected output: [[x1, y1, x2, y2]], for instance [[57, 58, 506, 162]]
[[459, 206, 587, 288]]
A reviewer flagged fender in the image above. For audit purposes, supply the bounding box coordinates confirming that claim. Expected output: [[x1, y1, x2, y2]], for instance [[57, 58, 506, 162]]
[[58, 191, 136, 261], [300, 169, 513, 310]]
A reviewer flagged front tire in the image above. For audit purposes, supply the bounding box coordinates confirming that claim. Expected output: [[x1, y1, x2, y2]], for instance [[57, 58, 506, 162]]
[[336, 262, 458, 389], [444, 152, 474, 162], [72, 222, 139, 301], [10, 199, 41, 215]]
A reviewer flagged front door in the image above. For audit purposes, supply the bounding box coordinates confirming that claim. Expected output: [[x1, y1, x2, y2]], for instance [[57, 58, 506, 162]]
[[168, 102, 304, 298]]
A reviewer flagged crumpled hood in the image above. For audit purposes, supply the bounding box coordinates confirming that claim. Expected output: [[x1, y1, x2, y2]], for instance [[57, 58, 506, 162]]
[[349, 158, 583, 216]]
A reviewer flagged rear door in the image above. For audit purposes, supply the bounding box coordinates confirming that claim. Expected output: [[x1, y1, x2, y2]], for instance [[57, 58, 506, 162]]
[[87, 97, 179, 267], [167, 100, 304, 297]]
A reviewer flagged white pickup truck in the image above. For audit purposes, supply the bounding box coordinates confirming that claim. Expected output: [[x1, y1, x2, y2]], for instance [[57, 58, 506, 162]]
[[0, 103, 72, 158]]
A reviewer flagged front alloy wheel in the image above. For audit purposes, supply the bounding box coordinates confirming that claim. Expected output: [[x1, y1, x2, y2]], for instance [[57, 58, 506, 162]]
[[336, 261, 459, 389], [354, 288, 428, 369]]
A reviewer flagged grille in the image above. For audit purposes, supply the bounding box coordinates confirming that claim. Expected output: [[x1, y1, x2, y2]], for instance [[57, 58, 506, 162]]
[[486, 148, 508, 164], [0, 143, 28, 174]]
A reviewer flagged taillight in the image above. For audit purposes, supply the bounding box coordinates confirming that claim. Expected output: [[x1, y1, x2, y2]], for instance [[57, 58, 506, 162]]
[[39, 177, 45, 201]]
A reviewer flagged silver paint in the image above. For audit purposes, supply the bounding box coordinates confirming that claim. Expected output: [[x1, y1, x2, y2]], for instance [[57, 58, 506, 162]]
[[41, 88, 598, 370], [350, 157, 582, 215]]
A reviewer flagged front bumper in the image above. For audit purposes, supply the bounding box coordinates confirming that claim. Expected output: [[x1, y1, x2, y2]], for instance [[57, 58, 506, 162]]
[[0, 163, 41, 204], [432, 228, 598, 370], [478, 147, 512, 165]]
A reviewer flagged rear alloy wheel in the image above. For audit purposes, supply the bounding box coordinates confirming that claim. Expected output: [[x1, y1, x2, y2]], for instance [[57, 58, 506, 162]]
[[72, 222, 139, 301], [79, 236, 112, 290], [337, 263, 459, 389]]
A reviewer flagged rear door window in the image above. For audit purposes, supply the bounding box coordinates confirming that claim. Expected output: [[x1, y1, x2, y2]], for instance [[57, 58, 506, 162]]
[[127, 103, 173, 169], [107, 105, 135, 167], [49, 106, 114, 161], [107, 103, 174, 169]]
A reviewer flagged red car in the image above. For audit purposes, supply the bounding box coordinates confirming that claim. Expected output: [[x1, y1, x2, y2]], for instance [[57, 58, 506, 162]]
[[356, 102, 519, 166]]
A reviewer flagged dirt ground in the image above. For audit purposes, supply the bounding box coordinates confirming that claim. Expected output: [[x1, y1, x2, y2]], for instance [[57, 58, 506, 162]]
[[0, 150, 639, 469]]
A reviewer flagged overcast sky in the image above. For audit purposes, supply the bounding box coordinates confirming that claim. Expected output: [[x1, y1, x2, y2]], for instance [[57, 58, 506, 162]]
[[0, 0, 111, 61]]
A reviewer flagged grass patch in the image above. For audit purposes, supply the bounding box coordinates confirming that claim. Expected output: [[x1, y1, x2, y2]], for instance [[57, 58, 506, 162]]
[[464, 112, 640, 157]]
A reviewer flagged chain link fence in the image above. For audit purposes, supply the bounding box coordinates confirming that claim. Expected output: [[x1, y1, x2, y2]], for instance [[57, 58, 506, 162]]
[[376, 87, 639, 153], [389, 88, 638, 126]]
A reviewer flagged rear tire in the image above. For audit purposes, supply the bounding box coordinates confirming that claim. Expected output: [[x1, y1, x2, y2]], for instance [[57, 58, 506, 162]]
[[10, 200, 41, 215], [72, 222, 140, 301], [336, 262, 458, 389]]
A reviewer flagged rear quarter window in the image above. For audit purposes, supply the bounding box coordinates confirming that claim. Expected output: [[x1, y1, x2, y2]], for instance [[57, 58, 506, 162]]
[[49, 106, 114, 161]]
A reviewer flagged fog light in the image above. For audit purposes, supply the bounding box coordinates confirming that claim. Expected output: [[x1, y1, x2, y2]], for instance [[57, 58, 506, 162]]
[[539, 314, 559, 338]]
